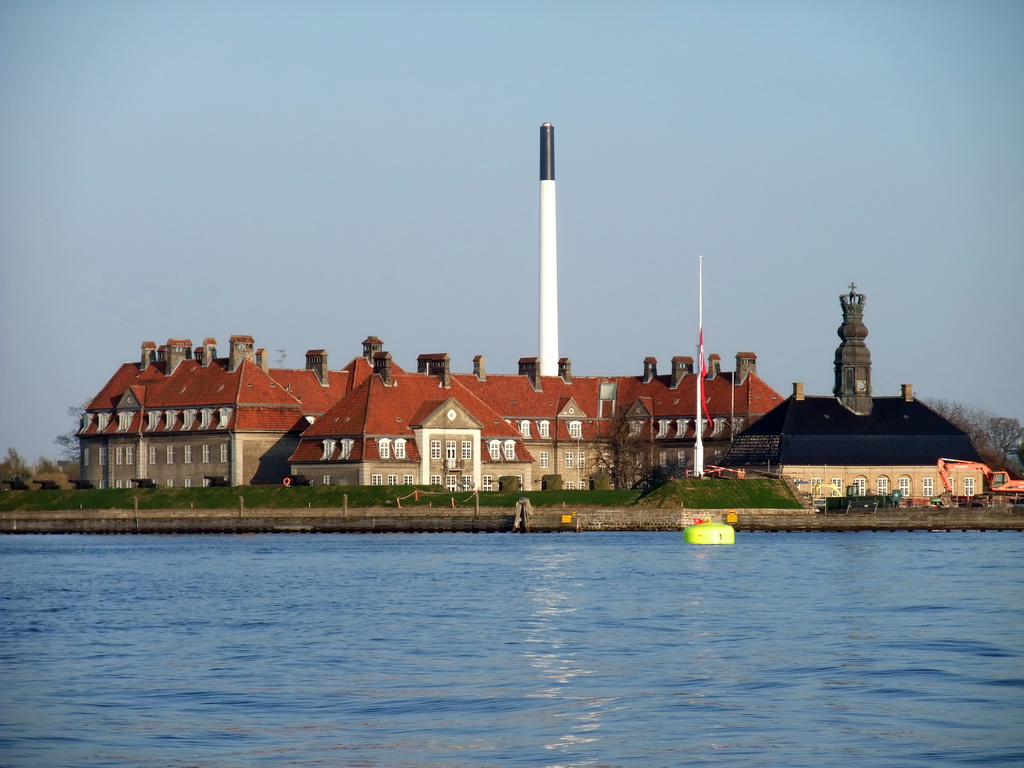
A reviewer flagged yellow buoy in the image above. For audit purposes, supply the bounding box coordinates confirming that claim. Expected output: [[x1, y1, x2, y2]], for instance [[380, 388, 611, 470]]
[[683, 520, 735, 545]]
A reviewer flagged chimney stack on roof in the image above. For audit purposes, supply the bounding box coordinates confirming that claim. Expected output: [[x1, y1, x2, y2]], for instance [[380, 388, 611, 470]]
[[793, 382, 805, 401], [473, 355, 486, 381], [305, 349, 329, 386], [165, 338, 193, 375], [417, 353, 451, 388], [671, 356, 693, 389], [518, 357, 540, 390], [201, 338, 217, 367], [362, 336, 383, 362], [902, 384, 914, 402], [735, 352, 756, 383], [643, 357, 658, 383], [708, 353, 721, 378], [140, 341, 157, 371], [558, 357, 572, 384], [255, 348, 269, 373], [228, 335, 255, 373], [373, 351, 393, 385]]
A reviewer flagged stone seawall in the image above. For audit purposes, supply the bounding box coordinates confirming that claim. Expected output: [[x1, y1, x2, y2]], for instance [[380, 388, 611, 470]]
[[2, 506, 1021, 534]]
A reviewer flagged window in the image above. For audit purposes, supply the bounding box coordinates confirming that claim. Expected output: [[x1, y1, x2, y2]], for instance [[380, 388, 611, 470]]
[[898, 476, 911, 497], [217, 407, 232, 429], [147, 411, 160, 431], [657, 419, 670, 438], [629, 420, 642, 437], [115, 446, 124, 465], [503, 441, 516, 460], [853, 477, 866, 496], [964, 477, 975, 496], [323, 475, 332, 486], [321, 439, 336, 460], [832, 478, 843, 494], [184, 445, 192, 464], [947, 477, 956, 494], [164, 410, 176, 431], [711, 418, 724, 436], [461, 475, 473, 490], [568, 421, 582, 439], [446, 475, 458, 491], [97, 413, 109, 432], [519, 420, 531, 437], [430, 474, 441, 486], [149, 446, 157, 465], [340, 439, 353, 459], [165, 478, 174, 487], [83, 449, 90, 467], [378, 439, 391, 459], [200, 408, 213, 429], [676, 419, 688, 437], [446, 441, 457, 460], [540, 451, 549, 469], [125, 446, 133, 465], [565, 452, 574, 469], [659, 451, 668, 467], [922, 477, 934, 497], [539, 421, 550, 439], [482, 475, 493, 491], [461, 440, 472, 460], [489, 441, 501, 460], [394, 439, 406, 459], [564, 481, 575, 490], [678, 450, 686, 467], [403, 474, 414, 485], [387, 474, 397, 485], [182, 410, 195, 430], [371, 474, 383, 486], [184, 478, 192, 488], [115, 479, 123, 489], [876, 476, 889, 495], [220, 444, 228, 463], [166, 446, 175, 464], [431, 440, 442, 460], [117, 412, 132, 431]]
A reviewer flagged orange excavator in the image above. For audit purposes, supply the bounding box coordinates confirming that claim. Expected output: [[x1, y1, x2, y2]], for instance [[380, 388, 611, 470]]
[[937, 458, 1024, 497]]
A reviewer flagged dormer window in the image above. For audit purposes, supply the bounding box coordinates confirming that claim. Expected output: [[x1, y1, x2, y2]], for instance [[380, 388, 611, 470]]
[[503, 440, 516, 460], [519, 420, 531, 437], [676, 418, 688, 437], [568, 420, 582, 439], [217, 407, 232, 429], [339, 439, 354, 460], [147, 411, 160, 431], [96, 413, 110, 432], [164, 410, 177, 431], [538, 420, 550, 439], [489, 440, 501, 460], [656, 419, 670, 438], [321, 439, 336, 460], [394, 439, 407, 459], [117, 412, 133, 432], [182, 409, 196, 430], [81, 413, 94, 432], [711, 418, 724, 436], [200, 408, 213, 429], [378, 438, 391, 459]]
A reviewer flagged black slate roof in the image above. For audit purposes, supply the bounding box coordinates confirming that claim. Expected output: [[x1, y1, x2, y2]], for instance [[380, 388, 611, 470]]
[[723, 396, 983, 467]]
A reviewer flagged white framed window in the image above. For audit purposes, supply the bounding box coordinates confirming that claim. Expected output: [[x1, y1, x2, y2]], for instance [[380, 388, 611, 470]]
[[184, 445, 192, 464], [184, 478, 192, 488], [323, 475, 332, 486], [898, 476, 911, 497], [540, 451, 549, 469], [446, 440, 457, 460], [387, 474, 397, 485], [947, 477, 956, 494], [164, 410, 176, 431], [564, 481, 575, 490], [165, 478, 174, 487], [656, 419, 670, 438], [712, 418, 724, 436], [378, 439, 391, 459], [876, 476, 889, 495], [503, 441, 516, 460], [461, 475, 473, 490], [125, 446, 134, 465], [371, 474, 383, 486], [659, 451, 668, 467], [519, 420, 531, 437], [964, 477, 975, 496], [115, 479, 123, 489], [217, 407, 232, 429], [403, 474, 414, 485], [430, 474, 441, 486], [97, 413, 110, 432], [488, 441, 501, 460], [166, 446, 175, 464], [852, 477, 866, 496], [147, 411, 160, 431], [578, 452, 585, 469], [149, 446, 157, 465], [569, 421, 582, 439], [117, 412, 132, 432], [565, 452, 574, 469], [539, 420, 550, 439], [676, 418, 688, 437], [629, 420, 642, 437], [431, 440, 442, 460], [200, 408, 213, 429], [321, 439, 336, 460], [115, 446, 124, 465], [394, 439, 406, 459], [922, 477, 934, 497], [220, 444, 228, 463], [482, 475, 493, 491], [83, 448, 90, 467], [182, 410, 195, 430], [832, 478, 844, 493], [461, 440, 472, 460], [446, 475, 458, 491], [340, 439, 353, 459]]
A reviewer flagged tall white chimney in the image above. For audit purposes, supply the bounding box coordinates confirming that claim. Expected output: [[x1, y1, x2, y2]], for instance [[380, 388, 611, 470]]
[[538, 122, 559, 377]]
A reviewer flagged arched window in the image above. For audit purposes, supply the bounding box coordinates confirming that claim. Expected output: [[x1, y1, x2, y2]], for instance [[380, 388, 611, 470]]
[[394, 439, 406, 459], [538, 420, 550, 439], [503, 440, 516, 460], [519, 420, 531, 437], [321, 439, 336, 460], [339, 439, 354, 460], [898, 476, 911, 498], [488, 440, 501, 460], [853, 477, 867, 496], [378, 438, 391, 459], [876, 476, 890, 495], [569, 421, 582, 439]]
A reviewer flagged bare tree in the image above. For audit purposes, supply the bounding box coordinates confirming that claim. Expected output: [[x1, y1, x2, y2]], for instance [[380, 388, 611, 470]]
[[927, 399, 1024, 474], [0, 447, 32, 483], [54, 404, 85, 462], [591, 412, 658, 490]]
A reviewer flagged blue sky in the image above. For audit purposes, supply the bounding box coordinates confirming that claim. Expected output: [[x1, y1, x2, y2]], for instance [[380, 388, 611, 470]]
[[2, 0, 1022, 461]]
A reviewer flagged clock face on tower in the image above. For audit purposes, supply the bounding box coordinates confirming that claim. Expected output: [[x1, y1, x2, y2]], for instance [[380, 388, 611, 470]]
[[856, 379, 866, 392]]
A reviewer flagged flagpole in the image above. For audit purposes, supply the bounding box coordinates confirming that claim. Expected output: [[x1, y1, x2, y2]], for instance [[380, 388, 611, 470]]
[[694, 254, 704, 477]]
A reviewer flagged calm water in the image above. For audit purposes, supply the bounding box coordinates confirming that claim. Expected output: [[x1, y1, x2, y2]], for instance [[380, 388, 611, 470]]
[[1, 532, 1022, 767]]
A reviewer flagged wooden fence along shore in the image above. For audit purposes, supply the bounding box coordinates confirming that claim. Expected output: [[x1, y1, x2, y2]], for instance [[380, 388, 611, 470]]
[[2, 504, 1022, 534]]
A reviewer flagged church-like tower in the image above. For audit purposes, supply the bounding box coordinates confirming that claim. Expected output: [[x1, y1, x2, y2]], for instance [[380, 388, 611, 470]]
[[833, 283, 872, 414]]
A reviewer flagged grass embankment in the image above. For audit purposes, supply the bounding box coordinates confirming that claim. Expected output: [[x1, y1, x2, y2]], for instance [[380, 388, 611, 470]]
[[0, 478, 802, 512]]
